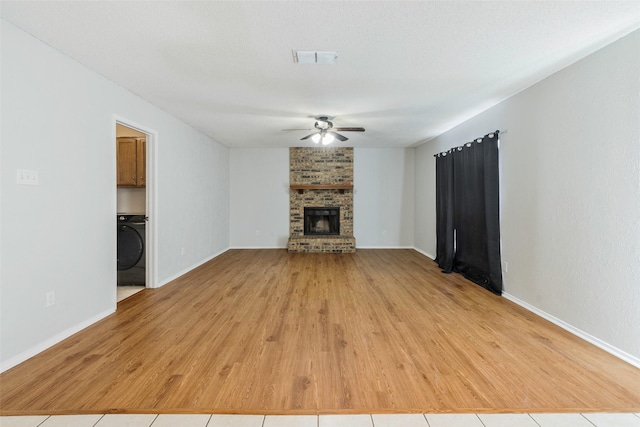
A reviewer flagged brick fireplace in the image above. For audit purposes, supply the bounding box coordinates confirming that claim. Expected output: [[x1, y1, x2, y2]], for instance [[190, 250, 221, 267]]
[[288, 147, 356, 253]]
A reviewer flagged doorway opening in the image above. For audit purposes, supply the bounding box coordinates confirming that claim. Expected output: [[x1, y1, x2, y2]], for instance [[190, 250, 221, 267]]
[[115, 119, 155, 303]]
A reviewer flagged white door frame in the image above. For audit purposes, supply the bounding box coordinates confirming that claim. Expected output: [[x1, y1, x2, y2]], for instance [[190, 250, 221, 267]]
[[114, 115, 158, 289]]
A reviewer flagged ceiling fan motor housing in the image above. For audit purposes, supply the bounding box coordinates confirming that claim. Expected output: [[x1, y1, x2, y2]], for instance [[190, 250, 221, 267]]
[[314, 120, 333, 130]]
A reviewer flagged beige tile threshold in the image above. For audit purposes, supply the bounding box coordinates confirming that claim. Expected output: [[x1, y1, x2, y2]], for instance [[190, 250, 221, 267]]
[[1, 412, 640, 427]]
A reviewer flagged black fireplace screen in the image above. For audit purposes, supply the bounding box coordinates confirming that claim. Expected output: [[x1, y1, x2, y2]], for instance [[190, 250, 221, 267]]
[[304, 207, 340, 235]]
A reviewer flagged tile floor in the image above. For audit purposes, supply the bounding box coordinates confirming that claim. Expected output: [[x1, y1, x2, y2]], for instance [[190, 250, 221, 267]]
[[116, 286, 145, 302], [1, 413, 639, 427]]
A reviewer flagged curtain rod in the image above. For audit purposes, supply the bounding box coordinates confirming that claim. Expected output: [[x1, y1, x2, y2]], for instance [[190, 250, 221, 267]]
[[433, 129, 502, 157]]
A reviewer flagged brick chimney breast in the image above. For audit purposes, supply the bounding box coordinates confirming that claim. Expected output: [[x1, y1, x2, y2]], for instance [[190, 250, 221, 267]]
[[288, 147, 355, 253]]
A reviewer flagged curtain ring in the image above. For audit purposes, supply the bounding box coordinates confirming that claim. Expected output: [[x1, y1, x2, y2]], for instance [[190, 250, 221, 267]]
[[476, 138, 482, 143], [488, 133, 495, 138]]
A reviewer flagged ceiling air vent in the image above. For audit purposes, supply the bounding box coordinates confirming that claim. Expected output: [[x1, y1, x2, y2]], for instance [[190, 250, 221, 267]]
[[293, 50, 338, 64]]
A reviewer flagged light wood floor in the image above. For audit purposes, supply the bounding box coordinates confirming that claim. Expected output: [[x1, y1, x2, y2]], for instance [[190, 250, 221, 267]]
[[1, 249, 639, 416]]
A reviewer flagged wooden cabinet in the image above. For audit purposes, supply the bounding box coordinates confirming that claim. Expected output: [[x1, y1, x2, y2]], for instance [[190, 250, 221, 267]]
[[117, 137, 146, 187], [136, 138, 146, 187]]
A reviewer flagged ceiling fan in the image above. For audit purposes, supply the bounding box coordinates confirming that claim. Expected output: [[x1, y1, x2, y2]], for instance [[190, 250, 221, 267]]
[[284, 115, 365, 145]]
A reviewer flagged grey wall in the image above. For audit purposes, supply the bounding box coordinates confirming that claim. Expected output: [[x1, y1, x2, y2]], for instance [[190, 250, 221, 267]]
[[229, 147, 415, 248], [354, 148, 414, 247], [415, 30, 640, 363], [1, 21, 230, 370], [230, 148, 290, 248]]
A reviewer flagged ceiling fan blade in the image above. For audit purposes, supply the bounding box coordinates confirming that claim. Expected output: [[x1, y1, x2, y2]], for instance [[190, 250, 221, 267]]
[[333, 127, 365, 132], [300, 131, 319, 140], [329, 131, 348, 142], [282, 128, 313, 131]]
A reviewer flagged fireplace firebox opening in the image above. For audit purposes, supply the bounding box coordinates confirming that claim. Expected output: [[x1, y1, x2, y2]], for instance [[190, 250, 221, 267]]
[[304, 207, 340, 236]]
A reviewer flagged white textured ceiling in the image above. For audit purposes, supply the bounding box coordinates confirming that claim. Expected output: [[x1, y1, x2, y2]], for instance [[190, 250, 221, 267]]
[[2, 1, 640, 148]]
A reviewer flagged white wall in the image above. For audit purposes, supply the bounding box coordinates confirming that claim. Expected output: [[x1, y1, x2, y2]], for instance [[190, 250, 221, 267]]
[[156, 124, 229, 281], [230, 148, 289, 248], [354, 148, 415, 247], [0, 21, 230, 370], [117, 188, 146, 214], [415, 30, 640, 363]]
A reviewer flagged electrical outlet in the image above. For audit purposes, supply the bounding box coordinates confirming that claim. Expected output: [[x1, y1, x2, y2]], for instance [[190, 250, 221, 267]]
[[502, 261, 509, 273], [46, 291, 55, 307], [181, 247, 185, 256], [17, 169, 39, 185]]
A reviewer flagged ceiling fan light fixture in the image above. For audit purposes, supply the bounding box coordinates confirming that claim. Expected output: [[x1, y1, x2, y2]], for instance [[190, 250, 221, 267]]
[[291, 115, 363, 143]]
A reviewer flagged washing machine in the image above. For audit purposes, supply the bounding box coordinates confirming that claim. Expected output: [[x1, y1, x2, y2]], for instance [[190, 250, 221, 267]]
[[117, 214, 146, 286]]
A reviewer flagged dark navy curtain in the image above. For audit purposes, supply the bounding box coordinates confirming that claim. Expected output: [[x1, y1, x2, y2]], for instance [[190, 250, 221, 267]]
[[435, 132, 502, 295]]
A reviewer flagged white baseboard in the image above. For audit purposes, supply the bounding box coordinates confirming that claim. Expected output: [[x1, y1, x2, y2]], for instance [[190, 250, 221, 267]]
[[412, 247, 436, 260], [228, 246, 285, 249], [503, 293, 640, 369], [154, 247, 230, 288], [229, 246, 425, 251], [0, 308, 114, 373], [356, 246, 415, 249]]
